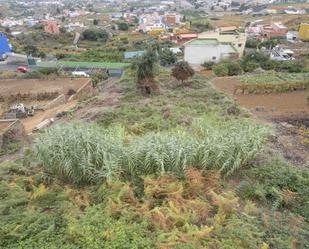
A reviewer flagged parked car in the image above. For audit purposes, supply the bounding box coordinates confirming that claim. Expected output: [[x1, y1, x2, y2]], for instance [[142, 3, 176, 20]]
[[16, 66, 29, 73], [72, 71, 90, 77]]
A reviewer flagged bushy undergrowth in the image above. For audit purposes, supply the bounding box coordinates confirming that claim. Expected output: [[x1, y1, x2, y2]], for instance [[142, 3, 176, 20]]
[[34, 118, 270, 185], [1, 163, 307, 249], [239, 157, 309, 219]]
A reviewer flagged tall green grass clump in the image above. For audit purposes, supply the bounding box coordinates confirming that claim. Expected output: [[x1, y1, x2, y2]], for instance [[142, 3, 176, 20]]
[[34, 123, 124, 185], [123, 118, 270, 177], [191, 118, 270, 175], [34, 118, 270, 185]]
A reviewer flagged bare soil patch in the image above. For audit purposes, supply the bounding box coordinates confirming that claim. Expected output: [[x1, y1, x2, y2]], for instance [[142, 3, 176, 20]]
[[0, 78, 86, 97], [0, 122, 11, 131], [211, 77, 309, 119], [211, 77, 309, 165], [0, 78, 88, 133]]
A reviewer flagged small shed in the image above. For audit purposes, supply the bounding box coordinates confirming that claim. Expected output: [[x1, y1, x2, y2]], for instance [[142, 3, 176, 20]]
[[124, 51, 145, 60], [0, 32, 12, 59]]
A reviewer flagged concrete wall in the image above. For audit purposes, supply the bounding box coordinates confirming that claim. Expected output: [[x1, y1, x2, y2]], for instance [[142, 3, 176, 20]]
[[184, 44, 237, 65]]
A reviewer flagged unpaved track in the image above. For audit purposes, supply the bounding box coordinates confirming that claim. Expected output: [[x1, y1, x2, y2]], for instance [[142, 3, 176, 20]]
[[23, 101, 78, 134]]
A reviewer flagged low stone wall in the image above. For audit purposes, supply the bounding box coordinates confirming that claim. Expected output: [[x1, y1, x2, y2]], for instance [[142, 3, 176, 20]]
[[42, 94, 66, 110], [68, 79, 94, 101], [0, 119, 27, 150]]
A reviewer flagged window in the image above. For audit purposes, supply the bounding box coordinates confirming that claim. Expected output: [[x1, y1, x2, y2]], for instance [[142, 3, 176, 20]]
[[212, 56, 216, 60]]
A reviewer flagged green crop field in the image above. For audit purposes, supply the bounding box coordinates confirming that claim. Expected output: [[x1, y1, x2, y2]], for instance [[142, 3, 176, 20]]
[[238, 72, 309, 85], [37, 61, 130, 69]]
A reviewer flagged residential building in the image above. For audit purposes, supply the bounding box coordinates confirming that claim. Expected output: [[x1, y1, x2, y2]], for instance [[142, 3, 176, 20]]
[[184, 38, 239, 67], [271, 46, 294, 61], [44, 21, 60, 34], [286, 31, 298, 42], [177, 33, 198, 43], [198, 27, 247, 57], [248, 22, 288, 40], [261, 22, 288, 39], [299, 23, 309, 41]]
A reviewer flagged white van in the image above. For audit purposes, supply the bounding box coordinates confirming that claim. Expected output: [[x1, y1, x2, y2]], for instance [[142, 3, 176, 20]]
[[72, 71, 90, 77]]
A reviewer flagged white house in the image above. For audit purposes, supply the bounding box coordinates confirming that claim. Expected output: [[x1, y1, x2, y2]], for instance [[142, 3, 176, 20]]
[[184, 39, 239, 67]]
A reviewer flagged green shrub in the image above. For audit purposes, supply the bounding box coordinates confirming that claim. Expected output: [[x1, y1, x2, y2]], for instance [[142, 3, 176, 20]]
[[117, 22, 129, 31], [226, 61, 242, 76], [82, 29, 109, 42], [260, 59, 277, 70], [235, 181, 256, 199], [258, 38, 279, 49], [245, 157, 309, 217], [242, 61, 259, 72], [22, 68, 60, 79], [213, 62, 242, 76], [213, 63, 229, 76], [275, 60, 306, 73], [242, 52, 269, 65], [245, 39, 259, 48], [91, 71, 108, 87], [202, 61, 215, 70]]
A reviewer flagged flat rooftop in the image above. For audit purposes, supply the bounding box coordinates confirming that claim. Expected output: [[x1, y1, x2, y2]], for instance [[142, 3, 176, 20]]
[[186, 39, 219, 45]]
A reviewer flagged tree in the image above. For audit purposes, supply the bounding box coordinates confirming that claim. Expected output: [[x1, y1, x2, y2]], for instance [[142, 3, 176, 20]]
[[82, 29, 109, 42], [93, 19, 99, 25], [132, 49, 158, 94], [24, 45, 39, 56], [245, 39, 259, 48], [118, 22, 129, 31], [172, 61, 195, 84], [59, 26, 66, 34], [159, 48, 177, 66]]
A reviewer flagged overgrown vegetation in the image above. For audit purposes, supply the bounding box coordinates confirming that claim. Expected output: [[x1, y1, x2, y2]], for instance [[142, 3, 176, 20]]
[[1, 59, 308, 249], [34, 117, 270, 185], [212, 52, 307, 77]]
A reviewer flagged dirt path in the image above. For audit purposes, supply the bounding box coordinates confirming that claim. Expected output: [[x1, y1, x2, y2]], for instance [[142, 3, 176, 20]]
[[22, 100, 78, 134]]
